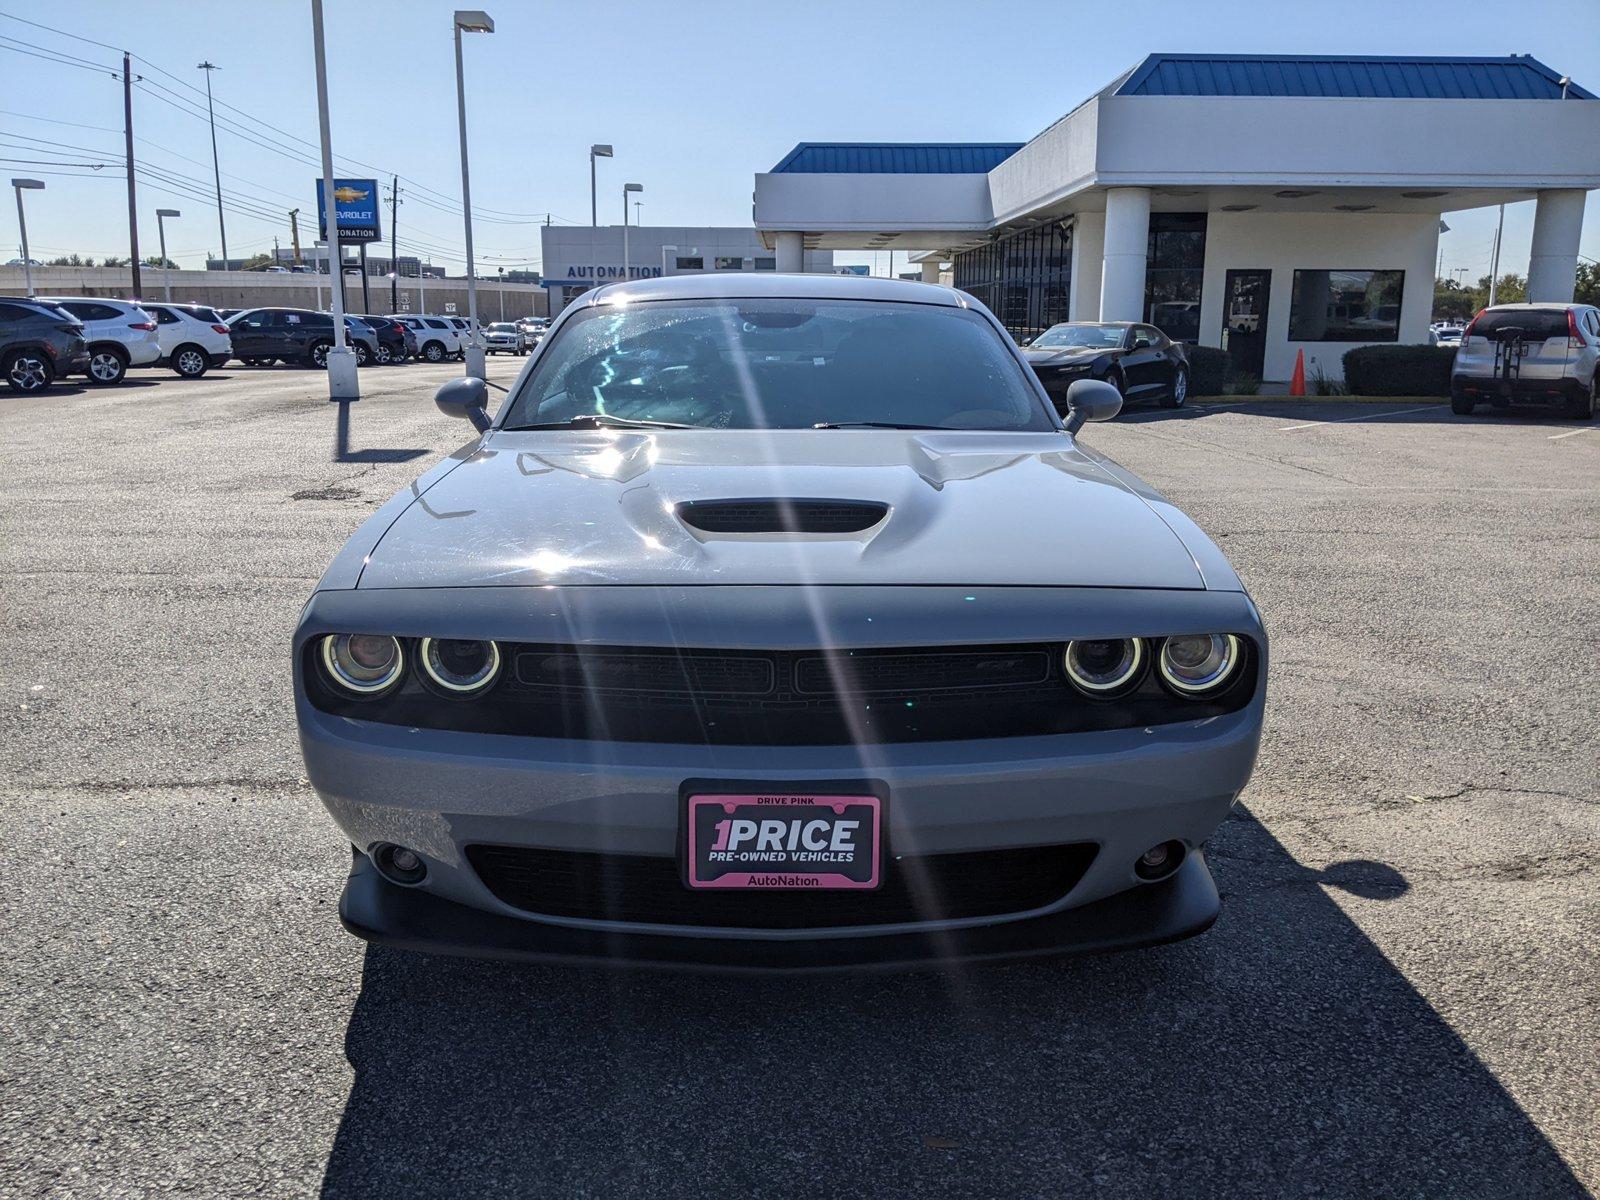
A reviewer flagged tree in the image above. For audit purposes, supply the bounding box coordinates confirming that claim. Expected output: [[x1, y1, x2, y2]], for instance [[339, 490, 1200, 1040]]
[[142, 255, 179, 269], [1574, 261, 1600, 308], [46, 254, 88, 267], [240, 253, 276, 271], [1477, 273, 1526, 304], [98, 256, 128, 268], [1432, 276, 1477, 321]]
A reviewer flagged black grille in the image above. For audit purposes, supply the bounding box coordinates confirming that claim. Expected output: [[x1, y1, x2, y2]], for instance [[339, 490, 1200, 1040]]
[[466, 843, 1098, 929], [676, 498, 888, 534], [306, 639, 1258, 745]]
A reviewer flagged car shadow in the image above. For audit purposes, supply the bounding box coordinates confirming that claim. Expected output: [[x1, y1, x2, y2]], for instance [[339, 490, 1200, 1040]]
[[317, 809, 1585, 1199], [1115, 399, 1588, 429]]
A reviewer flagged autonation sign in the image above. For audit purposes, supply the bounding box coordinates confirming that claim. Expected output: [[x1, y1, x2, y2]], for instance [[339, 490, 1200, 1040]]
[[564, 265, 664, 280], [315, 178, 382, 244]]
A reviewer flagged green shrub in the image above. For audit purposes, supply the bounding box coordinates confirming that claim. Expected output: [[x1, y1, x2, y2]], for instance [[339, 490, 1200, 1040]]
[[1186, 345, 1230, 394], [1341, 344, 1456, 397], [1224, 373, 1261, 396]]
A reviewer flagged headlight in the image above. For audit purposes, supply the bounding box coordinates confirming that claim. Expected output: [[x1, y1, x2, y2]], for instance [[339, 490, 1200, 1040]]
[[1158, 634, 1243, 696], [1063, 638, 1146, 695], [320, 634, 404, 696], [419, 637, 502, 695]]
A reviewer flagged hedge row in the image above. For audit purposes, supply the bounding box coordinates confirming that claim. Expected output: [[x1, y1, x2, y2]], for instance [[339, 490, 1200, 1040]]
[[1186, 345, 1232, 394], [1341, 344, 1456, 397]]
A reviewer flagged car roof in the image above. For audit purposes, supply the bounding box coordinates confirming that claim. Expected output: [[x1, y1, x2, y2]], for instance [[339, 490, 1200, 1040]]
[[571, 271, 967, 311], [38, 295, 145, 308], [1484, 303, 1586, 311], [1043, 320, 1135, 328]]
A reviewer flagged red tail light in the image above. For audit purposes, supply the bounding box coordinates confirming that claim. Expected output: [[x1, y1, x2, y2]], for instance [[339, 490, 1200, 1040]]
[[1460, 308, 1485, 343], [128, 321, 156, 331], [211, 324, 230, 334], [1567, 308, 1584, 348]]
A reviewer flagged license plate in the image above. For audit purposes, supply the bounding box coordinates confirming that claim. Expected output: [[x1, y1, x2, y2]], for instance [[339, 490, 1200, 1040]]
[[683, 791, 882, 890]]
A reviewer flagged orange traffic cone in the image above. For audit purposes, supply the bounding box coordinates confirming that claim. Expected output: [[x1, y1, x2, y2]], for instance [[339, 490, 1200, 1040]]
[[1289, 348, 1307, 397]]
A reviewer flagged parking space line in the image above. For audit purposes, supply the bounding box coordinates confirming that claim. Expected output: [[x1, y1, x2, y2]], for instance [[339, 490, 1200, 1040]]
[[1548, 426, 1600, 440], [1277, 405, 1440, 432]]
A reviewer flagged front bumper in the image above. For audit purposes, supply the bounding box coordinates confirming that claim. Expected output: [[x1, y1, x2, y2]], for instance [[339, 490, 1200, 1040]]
[[339, 844, 1220, 972], [296, 584, 1265, 966]]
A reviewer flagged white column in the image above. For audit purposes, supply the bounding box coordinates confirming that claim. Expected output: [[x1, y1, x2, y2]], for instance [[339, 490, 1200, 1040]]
[[1526, 189, 1586, 303], [1069, 211, 1105, 321], [1099, 187, 1151, 322], [774, 231, 804, 273], [920, 260, 941, 284]]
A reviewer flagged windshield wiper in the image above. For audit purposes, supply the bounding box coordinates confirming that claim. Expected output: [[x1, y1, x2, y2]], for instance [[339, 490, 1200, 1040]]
[[513, 413, 695, 431], [811, 421, 947, 430]]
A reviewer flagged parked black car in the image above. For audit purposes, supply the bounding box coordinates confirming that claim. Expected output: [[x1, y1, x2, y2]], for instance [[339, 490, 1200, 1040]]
[[1, 299, 89, 393], [357, 316, 416, 364], [1021, 321, 1190, 412], [226, 308, 379, 368]]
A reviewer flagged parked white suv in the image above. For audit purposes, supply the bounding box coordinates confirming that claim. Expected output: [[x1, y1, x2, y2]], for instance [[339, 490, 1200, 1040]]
[[38, 296, 161, 385], [1452, 303, 1599, 420], [391, 315, 462, 363], [141, 302, 234, 378]]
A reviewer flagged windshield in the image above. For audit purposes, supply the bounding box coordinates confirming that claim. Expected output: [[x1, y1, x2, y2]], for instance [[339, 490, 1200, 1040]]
[[1031, 323, 1124, 350], [500, 298, 1052, 432], [489, 323, 516, 331]]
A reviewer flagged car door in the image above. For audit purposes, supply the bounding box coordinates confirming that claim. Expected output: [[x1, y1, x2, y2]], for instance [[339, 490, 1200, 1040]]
[[231, 310, 276, 357], [146, 305, 181, 356], [1119, 326, 1165, 397]]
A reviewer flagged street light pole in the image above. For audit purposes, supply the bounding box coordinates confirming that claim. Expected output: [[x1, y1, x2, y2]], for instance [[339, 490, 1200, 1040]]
[[453, 9, 494, 380], [497, 266, 505, 321], [310, 0, 357, 401], [155, 208, 180, 301], [197, 62, 228, 271], [10, 178, 43, 298], [622, 182, 641, 278], [589, 143, 612, 290]]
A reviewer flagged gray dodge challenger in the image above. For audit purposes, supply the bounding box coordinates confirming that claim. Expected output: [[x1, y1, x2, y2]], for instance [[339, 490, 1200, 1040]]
[[294, 273, 1266, 969]]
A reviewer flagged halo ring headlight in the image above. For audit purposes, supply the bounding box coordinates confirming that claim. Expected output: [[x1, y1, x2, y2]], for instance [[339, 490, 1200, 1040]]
[[320, 634, 405, 696], [419, 637, 502, 695], [1063, 638, 1146, 696], [1159, 634, 1243, 696]]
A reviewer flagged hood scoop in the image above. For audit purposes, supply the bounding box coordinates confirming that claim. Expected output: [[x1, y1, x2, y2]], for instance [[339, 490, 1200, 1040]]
[[676, 498, 889, 535]]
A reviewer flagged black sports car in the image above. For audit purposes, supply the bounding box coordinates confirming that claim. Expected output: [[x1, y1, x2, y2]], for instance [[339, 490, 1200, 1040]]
[[1021, 322, 1189, 413]]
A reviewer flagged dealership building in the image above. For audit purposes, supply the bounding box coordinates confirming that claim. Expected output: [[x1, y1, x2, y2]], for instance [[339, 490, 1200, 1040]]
[[540, 225, 832, 316], [753, 54, 1600, 382]]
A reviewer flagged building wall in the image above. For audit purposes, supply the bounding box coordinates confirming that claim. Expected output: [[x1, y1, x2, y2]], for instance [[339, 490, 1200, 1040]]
[[1197, 211, 1438, 381], [539, 226, 834, 315], [0, 266, 547, 319]]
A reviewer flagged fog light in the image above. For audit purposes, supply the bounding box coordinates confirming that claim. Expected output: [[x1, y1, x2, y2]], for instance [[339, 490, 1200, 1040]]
[[1135, 840, 1185, 881], [371, 842, 427, 886]]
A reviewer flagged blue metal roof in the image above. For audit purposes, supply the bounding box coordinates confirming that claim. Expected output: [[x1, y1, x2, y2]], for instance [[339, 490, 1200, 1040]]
[[769, 143, 1025, 174], [1116, 54, 1594, 100]]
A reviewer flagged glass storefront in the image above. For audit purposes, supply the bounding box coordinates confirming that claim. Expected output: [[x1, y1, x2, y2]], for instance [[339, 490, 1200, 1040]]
[[1144, 213, 1207, 342], [953, 212, 1208, 343], [952, 223, 1071, 341]]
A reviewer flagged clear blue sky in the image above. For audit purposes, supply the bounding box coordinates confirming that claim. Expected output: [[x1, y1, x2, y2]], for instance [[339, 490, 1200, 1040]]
[[4, 0, 1598, 280]]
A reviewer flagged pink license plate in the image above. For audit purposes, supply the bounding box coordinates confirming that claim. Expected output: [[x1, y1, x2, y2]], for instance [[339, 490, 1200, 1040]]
[[684, 793, 882, 890]]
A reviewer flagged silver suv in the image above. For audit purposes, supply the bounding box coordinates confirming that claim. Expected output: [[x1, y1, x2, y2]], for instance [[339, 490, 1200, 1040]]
[[1451, 303, 1599, 420]]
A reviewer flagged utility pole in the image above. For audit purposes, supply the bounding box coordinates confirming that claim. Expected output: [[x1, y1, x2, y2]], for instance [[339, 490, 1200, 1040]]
[[122, 53, 143, 299], [386, 174, 400, 312], [1487, 203, 1505, 307], [274, 235, 280, 264], [197, 62, 228, 271], [289, 209, 302, 265]]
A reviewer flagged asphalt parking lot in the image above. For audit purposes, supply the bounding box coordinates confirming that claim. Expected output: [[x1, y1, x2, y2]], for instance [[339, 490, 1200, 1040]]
[[2, 366, 1597, 1198]]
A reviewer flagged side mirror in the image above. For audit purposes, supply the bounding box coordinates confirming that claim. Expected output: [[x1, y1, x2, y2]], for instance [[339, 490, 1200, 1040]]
[[1063, 378, 1122, 433], [1132, 335, 1153, 349], [1018, 336, 1033, 347], [435, 376, 491, 431]]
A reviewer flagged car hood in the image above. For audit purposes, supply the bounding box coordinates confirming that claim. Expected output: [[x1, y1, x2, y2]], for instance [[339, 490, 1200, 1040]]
[[357, 429, 1204, 590], [1022, 345, 1111, 366]]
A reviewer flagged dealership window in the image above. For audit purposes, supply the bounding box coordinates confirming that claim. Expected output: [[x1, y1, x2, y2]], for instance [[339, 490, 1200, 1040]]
[[952, 221, 1071, 341], [753, 257, 776, 271], [1287, 270, 1405, 342], [676, 256, 703, 270], [714, 256, 746, 270], [1143, 213, 1206, 342]]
